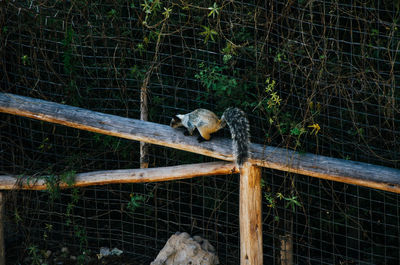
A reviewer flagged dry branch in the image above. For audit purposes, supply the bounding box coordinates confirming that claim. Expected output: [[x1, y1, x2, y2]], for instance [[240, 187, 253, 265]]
[[1, 93, 400, 193], [0, 162, 238, 190], [139, 23, 166, 169]]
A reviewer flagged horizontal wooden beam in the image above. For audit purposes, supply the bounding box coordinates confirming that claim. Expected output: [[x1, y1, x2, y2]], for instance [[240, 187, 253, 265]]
[[1, 92, 400, 193], [0, 162, 238, 190]]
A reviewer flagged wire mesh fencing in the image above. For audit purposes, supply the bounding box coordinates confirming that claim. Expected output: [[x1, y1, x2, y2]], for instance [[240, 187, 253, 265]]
[[0, 0, 399, 264]]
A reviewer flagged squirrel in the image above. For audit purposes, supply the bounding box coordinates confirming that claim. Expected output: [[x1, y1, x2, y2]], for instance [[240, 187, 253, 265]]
[[170, 107, 250, 167]]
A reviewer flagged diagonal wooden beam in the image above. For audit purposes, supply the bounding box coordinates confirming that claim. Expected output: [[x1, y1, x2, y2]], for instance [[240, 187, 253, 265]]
[[1, 92, 400, 193]]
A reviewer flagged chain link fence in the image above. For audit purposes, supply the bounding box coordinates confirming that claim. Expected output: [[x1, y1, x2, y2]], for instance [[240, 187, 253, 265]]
[[1, 0, 399, 264]]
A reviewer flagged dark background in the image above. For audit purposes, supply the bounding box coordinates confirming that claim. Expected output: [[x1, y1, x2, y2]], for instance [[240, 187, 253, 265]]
[[1, 0, 399, 264]]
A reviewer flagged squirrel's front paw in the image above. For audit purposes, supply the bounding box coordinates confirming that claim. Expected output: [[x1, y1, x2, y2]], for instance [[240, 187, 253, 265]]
[[197, 136, 206, 143]]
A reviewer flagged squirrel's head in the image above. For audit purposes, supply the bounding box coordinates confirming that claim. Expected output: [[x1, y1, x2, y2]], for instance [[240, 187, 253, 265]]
[[170, 115, 184, 128]]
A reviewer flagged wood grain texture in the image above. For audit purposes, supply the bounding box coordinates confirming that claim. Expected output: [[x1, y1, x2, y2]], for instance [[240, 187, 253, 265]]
[[0, 162, 238, 190], [1, 92, 400, 193], [0, 193, 4, 265], [240, 163, 262, 265]]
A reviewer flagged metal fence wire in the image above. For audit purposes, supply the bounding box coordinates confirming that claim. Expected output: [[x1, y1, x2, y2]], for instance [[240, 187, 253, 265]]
[[0, 0, 399, 264]]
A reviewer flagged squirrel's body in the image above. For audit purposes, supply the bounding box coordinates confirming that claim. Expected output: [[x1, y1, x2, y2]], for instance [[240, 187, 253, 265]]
[[170, 108, 250, 167]]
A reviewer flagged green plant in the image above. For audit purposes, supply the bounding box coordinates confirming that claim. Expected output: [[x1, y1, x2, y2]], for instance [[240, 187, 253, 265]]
[[60, 170, 76, 187], [61, 185, 88, 264], [290, 124, 306, 148], [43, 223, 53, 241], [222, 42, 238, 55], [73, 224, 89, 264], [74, 225, 88, 250], [221, 42, 237, 63], [43, 175, 61, 201], [194, 60, 252, 110], [264, 192, 276, 208], [308, 123, 321, 135], [264, 78, 281, 108], [162, 7, 172, 19], [254, 78, 281, 124], [309, 101, 321, 116], [223, 54, 232, 64], [136, 43, 146, 56], [274, 51, 286, 63], [38, 137, 52, 150], [254, 78, 310, 149], [21, 54, 29, 65], [127, 193, 147, 212], [40, 170, 77, 202], [284, 195, 302, 212], [62, 27, 75, 76], [234, 27, 252, 42], [14, 209, 22, 224], [195, 62, 237, 96], [290, 125, 306, 137], [141, 0, 162, 25], [208, 3, 220, 18], [129, 65, 146, 79], [66, 188, 80, 226], [27, 245, 44, 265], [107, 9, 117, 20], [264, 191, 302, 213], [199, 25, 218, 44]]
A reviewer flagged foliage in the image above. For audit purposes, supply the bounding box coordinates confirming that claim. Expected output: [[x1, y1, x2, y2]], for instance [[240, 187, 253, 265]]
[[27, 245, 44, 265], [208, 3, 220, 18], [127, 192, 153, 213], [199, 25, 218, 43], [264, 191, 302, 213], [195, 62, 237, 97]]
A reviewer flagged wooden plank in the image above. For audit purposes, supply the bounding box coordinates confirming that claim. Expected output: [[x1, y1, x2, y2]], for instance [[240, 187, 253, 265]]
[[0, 93, 234, 160], [279, 234, 293, 265], [1, 92, 400, 193], [0, 193, 4, 265], [240, 163, 262, 265], [0, 162, 238, 190]]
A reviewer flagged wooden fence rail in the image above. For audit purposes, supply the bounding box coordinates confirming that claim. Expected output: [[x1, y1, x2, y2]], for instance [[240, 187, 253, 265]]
[[1, 92, 400, 265], [0, 162, 238, 190], [1, 92, 400, 193]]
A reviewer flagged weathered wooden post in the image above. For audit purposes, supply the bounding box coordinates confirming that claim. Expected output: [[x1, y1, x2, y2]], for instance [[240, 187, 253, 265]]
[[280, 233, 293, 265], [0, 192, 5, 265], [240, 162, 263, 265]]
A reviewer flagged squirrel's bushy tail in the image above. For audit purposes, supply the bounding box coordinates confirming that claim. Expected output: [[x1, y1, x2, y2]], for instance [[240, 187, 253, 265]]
[[221, 107, 250, 167]]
